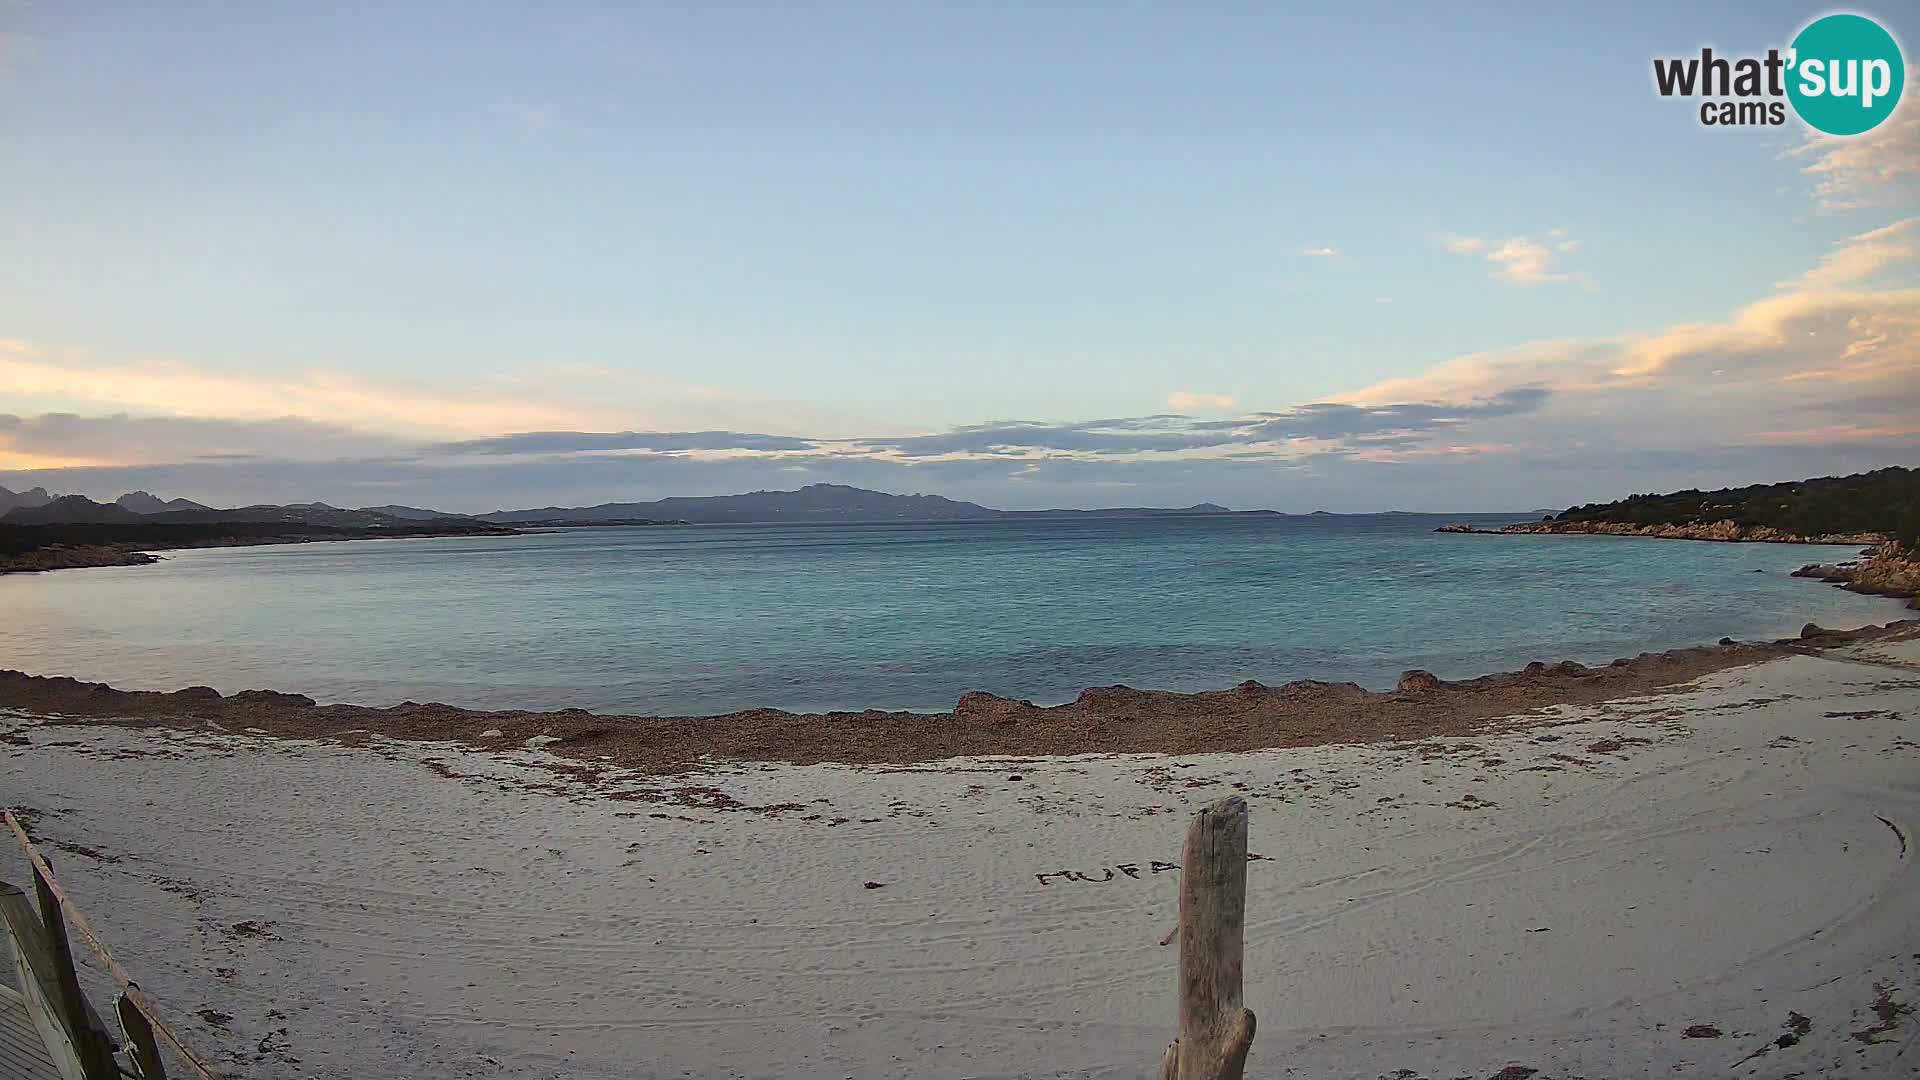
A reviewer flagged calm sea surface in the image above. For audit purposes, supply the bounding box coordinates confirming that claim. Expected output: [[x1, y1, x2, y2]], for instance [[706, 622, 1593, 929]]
[[0, 515, 1903, 715]]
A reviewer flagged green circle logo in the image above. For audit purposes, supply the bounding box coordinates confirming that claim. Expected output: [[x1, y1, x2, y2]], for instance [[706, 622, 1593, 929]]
[[1787, 14, 1905, 135]]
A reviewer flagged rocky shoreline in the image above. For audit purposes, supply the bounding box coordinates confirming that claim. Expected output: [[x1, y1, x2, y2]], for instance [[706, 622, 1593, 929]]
[[1438, 518, 1919, 611], [0, 527, 520, 575], [3, 618, 1914, 775], [1436, 519, 1885, 544], [1792, 542, 1920, 610], [0, 544, 163, 573]]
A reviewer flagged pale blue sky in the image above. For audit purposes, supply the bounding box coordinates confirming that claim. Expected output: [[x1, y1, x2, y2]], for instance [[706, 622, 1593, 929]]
[[0, 2, 1915, 509]]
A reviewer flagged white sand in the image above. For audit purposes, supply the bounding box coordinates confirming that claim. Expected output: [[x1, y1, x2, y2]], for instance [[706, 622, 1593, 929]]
[[2, 643, 1917, 1079]]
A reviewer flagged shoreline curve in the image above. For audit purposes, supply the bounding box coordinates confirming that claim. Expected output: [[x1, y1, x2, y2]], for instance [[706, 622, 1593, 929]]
[[3, 618, 1914, 776]]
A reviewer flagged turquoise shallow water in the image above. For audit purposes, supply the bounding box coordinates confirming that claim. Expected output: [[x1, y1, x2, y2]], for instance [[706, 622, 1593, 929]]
[[0, 515, 1904, 714]]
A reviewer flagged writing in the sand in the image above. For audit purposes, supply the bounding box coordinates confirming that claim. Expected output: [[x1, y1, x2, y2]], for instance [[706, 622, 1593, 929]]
[[1035, 852, 1267, 886]]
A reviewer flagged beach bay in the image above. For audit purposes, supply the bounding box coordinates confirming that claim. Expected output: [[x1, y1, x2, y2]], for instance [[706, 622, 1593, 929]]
[[0, 515, 1906, 716]]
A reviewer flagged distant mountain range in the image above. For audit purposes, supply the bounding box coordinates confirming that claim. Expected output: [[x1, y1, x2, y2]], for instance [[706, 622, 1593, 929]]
[[1, 482, 1525, 528], [1, 494, 476, 529], [114, 490, 212, 514], [0, 485, 55, 515], [475, 484, 1253, 524]]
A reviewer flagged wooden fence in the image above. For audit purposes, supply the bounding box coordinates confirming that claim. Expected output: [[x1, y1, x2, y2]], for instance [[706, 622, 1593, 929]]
[[4, 808, 222, 1080]]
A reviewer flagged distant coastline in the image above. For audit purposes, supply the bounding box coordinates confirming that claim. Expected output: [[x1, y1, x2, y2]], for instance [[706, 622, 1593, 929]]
[[1434, 519, 1885, 545], [0, 522, 521, 576]]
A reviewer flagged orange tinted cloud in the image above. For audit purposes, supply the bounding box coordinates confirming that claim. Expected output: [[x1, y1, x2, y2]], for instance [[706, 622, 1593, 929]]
[[0, 344, 627, 438]]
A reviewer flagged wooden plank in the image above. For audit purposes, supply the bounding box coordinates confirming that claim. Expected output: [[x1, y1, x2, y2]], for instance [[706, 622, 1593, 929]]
[[3, 884, 98, 1080], [2, 942, 82, 1080], [0, 989, 66, 1080], [0, 983, 67, 1080], [1158, 796, 1256, 1080]]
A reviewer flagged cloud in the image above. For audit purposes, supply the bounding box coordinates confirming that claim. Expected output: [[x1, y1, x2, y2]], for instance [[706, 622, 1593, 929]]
[[1331, 282, 1920, 410], [1485, 237, 1586, 287], [1784, 217, 1920, 289], [433, 430, 820, 455], [1167, 391, 1238, 411], [1789, 106, 1920, 210], [0, 339, 874, 441], [1612, 288, 1920, 382], [0, 412, 403, 470], [1300, 247, 1339, 258], [0, 342, 630, 438], [855, 419, 1231, 458], [1443, 232, 1587, 286], [843, 389, 1551, 461], [1233, 388, 1550, 442]]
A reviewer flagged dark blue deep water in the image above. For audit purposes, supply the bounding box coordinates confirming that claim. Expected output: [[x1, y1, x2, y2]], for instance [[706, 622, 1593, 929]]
[[0, 515, 1904, 714]]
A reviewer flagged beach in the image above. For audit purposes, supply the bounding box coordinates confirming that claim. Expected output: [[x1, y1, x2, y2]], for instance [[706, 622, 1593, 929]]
[[3, 627, 1916, 1078]]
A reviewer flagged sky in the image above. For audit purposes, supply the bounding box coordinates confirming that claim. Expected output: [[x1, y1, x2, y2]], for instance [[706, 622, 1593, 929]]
[[1, 2, 1916, 512]]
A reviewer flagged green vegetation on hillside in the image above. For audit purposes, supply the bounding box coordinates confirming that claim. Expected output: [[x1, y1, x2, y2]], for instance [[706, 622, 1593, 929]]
[[1552, 466, 1919, 549]]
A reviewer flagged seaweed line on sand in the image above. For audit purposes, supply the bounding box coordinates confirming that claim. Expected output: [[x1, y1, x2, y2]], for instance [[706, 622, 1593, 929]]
[[1, 619, 1913, 777]]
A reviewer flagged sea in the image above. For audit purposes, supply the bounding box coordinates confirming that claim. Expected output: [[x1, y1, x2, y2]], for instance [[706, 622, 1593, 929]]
[[0, 514, 1904, 716]]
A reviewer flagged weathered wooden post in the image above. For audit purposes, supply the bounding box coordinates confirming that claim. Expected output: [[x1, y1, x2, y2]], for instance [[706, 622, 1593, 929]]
[[117, 993, 169, 1079], [1156, 796, 1255, 1080], [31, 858, 122, 1080]]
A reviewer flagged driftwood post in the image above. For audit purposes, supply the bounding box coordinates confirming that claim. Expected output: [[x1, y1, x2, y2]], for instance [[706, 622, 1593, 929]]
[[1157, 796, 1255, 1080]]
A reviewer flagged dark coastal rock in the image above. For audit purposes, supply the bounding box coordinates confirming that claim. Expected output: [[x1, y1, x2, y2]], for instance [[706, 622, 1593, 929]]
[[1396, 670, 1442, 693], [1276, 679, 1368, 698], [1718, 637, 1735, 646], [231, 689, 317, 708], [1523, 662, 1548, 675], [954, 691, 1035, 722], [1074, 685, 1154, 711], [172, 686, 223, 701], [1554, 661, 1590, 675], [1800, 623, 1825, 639]]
